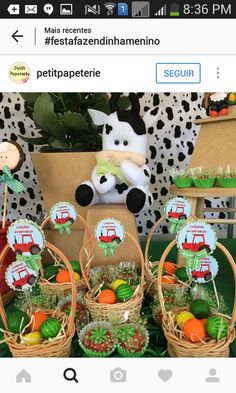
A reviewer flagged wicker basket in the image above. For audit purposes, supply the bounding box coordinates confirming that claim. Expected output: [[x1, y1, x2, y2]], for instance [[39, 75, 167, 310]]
[[144, 216, 190, 298], [157, 240, 236, 357], [79, 232, 145, 323], [39, 214, 91, 299], [0, 241, 77, 357]]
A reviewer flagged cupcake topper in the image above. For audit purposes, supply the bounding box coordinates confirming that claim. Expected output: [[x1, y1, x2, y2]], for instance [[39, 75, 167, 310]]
[[0, 141, 25, 229], [164, 197, 191, 234], [50, 202, 77, 235], [95, 218, 125, 257]]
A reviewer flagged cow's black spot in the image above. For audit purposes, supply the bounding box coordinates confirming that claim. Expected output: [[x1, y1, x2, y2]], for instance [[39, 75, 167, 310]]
[[148, 127, 154, 135], [157, 120, 164, 129], [153, 193, 158, 200], [14, 103, 21, 111], [153, 94, 160, 106], [150, 107, 158, 116], [18, 121, 26, 135], [187, 141, 194, 155], [24, 171, 30, 179], [10, 133, 17, 141], [137, 226, 142, 233], [4, 107, 11, 119], [191, 93, 198, 101], [162, 226, 168, 234], [160, 187, 168, 196], [186, 122, 192, 130], [0, 118, 4, 129], [105, 124, 113, 134], [154, 210, 161, 220], [137, 93, 144, 98], [100, 176, 107, 184], [28, 143, 34, 152], [115, 183, 128, 194], [11, 202, 17, 210], [166, 107, 173, 120], [150, 174, 155, 184], [0, 93, 3, 103], [168, 159, 174, 166], [156, 162, 163, 174], [163, 138, 171, 149], [146, 220, 153, 229], [144, 169, 149, 177], [182, 100, 190, 112], [178, 152, 186, 162], [27, 188, 35, 199], [174, 125, 181, 138], [149, 146, 157, 159], [19, 197, 27, 206], [127, 188, 146, 214], [148, 196, 152, 205]]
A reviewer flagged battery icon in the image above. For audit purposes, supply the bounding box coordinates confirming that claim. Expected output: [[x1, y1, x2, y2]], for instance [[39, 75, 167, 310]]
[[170, 3, 180, 17]]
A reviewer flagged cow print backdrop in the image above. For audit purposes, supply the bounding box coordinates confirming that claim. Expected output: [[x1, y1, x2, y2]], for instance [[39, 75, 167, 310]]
[[0, 92, 228, 237]]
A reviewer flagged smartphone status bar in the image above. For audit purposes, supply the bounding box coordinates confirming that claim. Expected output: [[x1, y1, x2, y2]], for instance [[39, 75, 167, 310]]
[[1, 0, 235, 19]]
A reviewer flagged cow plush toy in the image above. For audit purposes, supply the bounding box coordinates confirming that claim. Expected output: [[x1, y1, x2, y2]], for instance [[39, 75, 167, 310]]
[[75, 93, 159, 214]]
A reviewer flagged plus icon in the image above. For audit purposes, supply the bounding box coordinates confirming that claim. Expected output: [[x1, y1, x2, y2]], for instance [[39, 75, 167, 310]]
[[7, 4, 20, 14]]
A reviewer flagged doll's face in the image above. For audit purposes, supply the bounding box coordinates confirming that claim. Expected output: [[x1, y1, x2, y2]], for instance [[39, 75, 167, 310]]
[[0, 142, 23, 171], [102, 113, 147, 156]]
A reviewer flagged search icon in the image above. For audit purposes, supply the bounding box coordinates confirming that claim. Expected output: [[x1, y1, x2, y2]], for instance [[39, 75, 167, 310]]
[[63, 368, 79, 383]]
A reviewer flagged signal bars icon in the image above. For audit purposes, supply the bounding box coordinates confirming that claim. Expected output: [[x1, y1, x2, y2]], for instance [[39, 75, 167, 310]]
[[155, 4, 167, 16]]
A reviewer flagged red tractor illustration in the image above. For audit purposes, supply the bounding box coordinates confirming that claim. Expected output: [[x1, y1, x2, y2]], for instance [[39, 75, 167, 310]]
[[55, 210, 74, 225], [13, 234, 41, 255], [168, 205, 187, 221], [191, 262, 212, 281], [182, 233, 211, 253], [99, 228, 121, 244], [13, 268, 37, 289]]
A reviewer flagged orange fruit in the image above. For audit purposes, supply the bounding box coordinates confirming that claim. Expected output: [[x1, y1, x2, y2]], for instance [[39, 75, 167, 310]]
[[29, 311, 48, 332], [162, 275, 176, 285], [163, 262, 176, 275], [56, 269, 71, 283], [98, 289, 117, 304], [183, 318, 206, 343], [200, 318, 207, 327]]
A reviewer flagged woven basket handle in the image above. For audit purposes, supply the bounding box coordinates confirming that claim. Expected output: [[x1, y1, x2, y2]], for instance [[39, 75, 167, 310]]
[[157, 240, 236, 328], [144, 214, 197, 266], [40, 214, 92, 279], [79, 232, 145, 296], [0, 242, 77, 335]]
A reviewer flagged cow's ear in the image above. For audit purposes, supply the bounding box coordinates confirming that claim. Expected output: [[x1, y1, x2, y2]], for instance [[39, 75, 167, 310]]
[[88, 109, 109, 126], [143, 107, 160, 128]]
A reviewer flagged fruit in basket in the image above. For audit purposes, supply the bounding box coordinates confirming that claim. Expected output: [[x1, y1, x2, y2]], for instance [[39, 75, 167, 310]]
[[190, 299, 211, 319], [29, 311, 48, 332], [111, 279, 126, 292], [176, 311, 195, 328], [56, 269, 71, 283], [69, 260, 81, 273], [117, 325, 146, 353], [175, 267, 189, 282], [116, 284, 133, 302], [163, 262, 176, 275], [151, 264, 161, 276], [205, 316, 228, 340], [40, 317, 62, 339], [22, 331, 42, 345], [161, 276, 176, 285], [183, 318, 206, 343], [44, 265, 60, 281], [7, 309, 30, 334], [98, 289, 117, 304], [83, 327, 114, 352], [74, 272, 81, 281]]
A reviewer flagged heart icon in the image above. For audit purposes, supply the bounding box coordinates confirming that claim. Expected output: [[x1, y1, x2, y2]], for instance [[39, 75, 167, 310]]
[[158, 369, 173, 382]]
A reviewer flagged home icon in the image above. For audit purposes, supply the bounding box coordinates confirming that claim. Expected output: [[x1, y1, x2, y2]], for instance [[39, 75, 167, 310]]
[[16, 369, 31, 383]]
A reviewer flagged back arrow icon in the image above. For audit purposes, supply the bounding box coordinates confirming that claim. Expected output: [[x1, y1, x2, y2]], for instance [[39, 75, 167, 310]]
[[12, 30, 24, 42]]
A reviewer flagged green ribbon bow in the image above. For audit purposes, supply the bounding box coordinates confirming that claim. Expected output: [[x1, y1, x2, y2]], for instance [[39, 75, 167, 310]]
[[167, 217, 186, 234], [16, 253, 42, 272], [96, 160, 128, 185], [98, 240, 118, 257], [54, 220, 72, 235], [0, 165, 25, 193], [181, 248, 209, 270]]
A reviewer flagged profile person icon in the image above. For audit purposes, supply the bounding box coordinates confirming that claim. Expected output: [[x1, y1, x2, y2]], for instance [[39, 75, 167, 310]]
[[205, 369, 220, 383]]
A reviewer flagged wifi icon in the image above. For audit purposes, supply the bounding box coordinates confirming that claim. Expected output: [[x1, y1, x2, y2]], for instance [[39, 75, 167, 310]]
[[104, 2, 116, 15]]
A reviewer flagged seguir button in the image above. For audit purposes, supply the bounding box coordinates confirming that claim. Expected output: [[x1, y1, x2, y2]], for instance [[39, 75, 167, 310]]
[[156, 63, 201, 84]]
